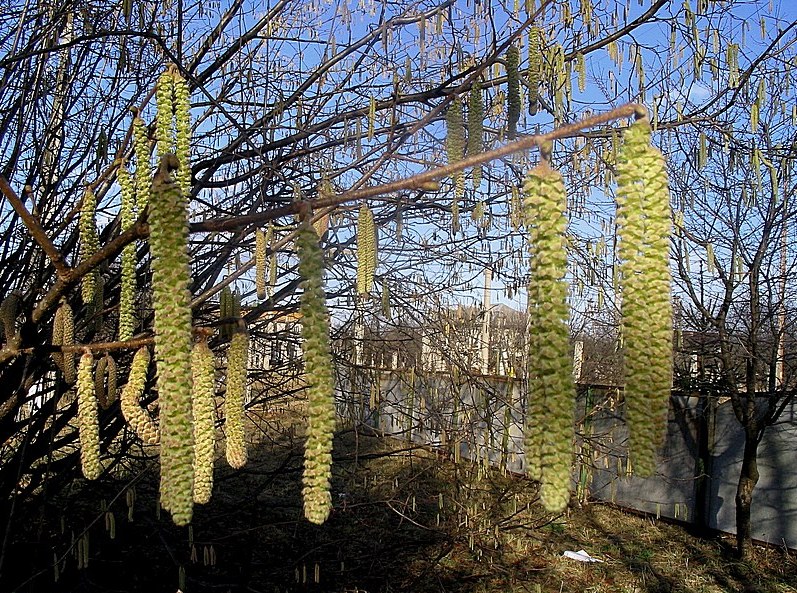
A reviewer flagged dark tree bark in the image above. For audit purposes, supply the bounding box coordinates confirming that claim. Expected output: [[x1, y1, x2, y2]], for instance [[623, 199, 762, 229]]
[[735, 428, 761, 558]]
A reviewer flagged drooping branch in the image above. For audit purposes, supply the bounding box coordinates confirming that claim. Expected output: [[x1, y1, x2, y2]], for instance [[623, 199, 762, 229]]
[[0, 176, 70, 280]]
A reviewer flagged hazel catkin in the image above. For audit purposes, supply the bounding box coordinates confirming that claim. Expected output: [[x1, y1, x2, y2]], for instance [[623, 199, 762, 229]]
[[522, 155, 575, 513], [615, 115, 673, 478], [527, 27, 543, 115], [297, 222, 335, 524], [224, 326, 248, 470], [192, 339, 216, 503], [150, 153, 195, 526], [172, 70, 192, 198], [255, 229, 268, 300], [120, 346, 159, 445], [445, 97, 465, 232], [467, 80, 484, 190], [118, 163, 137, 341], [356, 205, 377, 296], [77, 352, 102, 480], [506, 45, 521, 138], [79, 188, 100, 306]]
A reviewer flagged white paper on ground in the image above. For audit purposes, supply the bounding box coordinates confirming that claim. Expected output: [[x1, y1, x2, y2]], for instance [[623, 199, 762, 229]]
[[562, 549, 604, 563]]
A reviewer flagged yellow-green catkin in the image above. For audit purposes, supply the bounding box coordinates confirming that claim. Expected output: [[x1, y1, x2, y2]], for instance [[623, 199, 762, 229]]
[[576, 52, 586, 93], [297, 222, 335, 524], [220, 287, 231, 339], [150, 154, 194, 526], [527, 27, 543, 115], [120, 346, 159, 445], [255, 229, 268, 300], [132, 117, 151, 209], [522, 154, 575, 513], [219, 287, 240, 339], [506, 45, 521, 138], [52, 300, 75, 383], [367, 95, 376, 140], [615, 115, 673, 478], [95, 355, 108, 409], [51, 302, 64, 372], [104, 354, 117, 407], [95, 354, 117, 410], [445, 98, 465, 232], [356, 205, 377, 296], [192, 339, 216, 503], [225, 326, 248, 470], [467, 80, 484, 190], [90, 274, 105, 332], [156, 70, 175, 160], [118, 163, 136, 341], [61, 301, 76, 384], [0, 292, 19, 350], [79, 188, 100, 305], [173, 71, 191, 198], [77, 352, 102, 480]]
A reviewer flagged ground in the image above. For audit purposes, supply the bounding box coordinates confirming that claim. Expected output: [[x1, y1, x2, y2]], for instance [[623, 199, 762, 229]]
[[4, 403, 796, 593]]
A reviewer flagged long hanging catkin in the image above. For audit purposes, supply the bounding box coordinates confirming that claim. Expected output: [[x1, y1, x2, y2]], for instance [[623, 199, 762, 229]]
[[132, 117, 151, 209], [356, 205, 377, 296], [77, 352, 102, 480], [255, 229, 268, 300], [79, 188, 100, 305], [506, 45, 521, 138], [121, 346, 159, 445], [297, 221, 335, 524], [192, 339, 216, 503], [118, 163, 137, 341], [527, 27, 543, 115], [156, 70, 175, 160], [467, 80, 484, 190], [104, 354, 118, 408], [224, 325, 248, 470], [445, 97, 465, 232], [173, 70, 191, 198], [616, 114, 673, 478], [0, 292, 19, 348], [150, 153, 194, 526], [95, 355, 109, 409], [522, 149, 575, 513]]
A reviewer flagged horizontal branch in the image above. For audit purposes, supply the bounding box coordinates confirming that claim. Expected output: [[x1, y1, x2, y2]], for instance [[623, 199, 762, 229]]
[[190, 102, 645, 233]]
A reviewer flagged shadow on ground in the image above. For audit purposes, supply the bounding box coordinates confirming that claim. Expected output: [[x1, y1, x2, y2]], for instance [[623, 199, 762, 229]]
[[4, 406, 797, 593]]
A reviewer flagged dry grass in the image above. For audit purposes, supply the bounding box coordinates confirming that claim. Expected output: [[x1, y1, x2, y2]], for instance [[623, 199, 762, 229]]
[[5, 404, 796, 593]]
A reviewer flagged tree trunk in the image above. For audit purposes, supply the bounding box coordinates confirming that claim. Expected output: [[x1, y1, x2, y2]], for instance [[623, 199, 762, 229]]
[[735, 430, 760, 558]]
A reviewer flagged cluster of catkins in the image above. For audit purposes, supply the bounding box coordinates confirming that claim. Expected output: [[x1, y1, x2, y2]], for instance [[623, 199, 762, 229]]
[[615, 116, 673, 478], [522, 154, 575, 514]]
